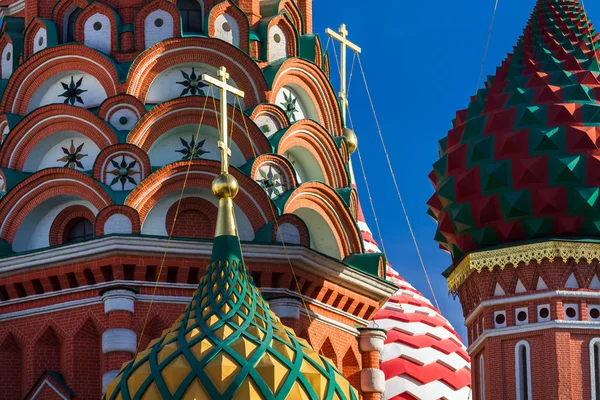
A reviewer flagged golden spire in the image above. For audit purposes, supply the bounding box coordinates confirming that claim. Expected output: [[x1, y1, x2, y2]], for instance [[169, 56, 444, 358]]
[[325, 23, 361, 129], [201, 67, 245, 237]]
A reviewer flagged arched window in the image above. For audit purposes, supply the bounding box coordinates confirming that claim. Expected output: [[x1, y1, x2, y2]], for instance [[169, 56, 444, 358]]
[[590, 338, 600, 400], [479, 355, 486, 400], [177, 0, 202, 34], [64, 7, 82, 43], [65, 218, 93, 243], [515, 341, 532, 400]]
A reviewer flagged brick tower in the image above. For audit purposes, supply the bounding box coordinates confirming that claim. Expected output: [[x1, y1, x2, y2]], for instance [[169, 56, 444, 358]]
[[428, 0, 600, 399]]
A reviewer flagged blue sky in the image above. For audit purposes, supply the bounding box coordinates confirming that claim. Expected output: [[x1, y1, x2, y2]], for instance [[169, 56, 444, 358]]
[[312, 1, 600, 339]]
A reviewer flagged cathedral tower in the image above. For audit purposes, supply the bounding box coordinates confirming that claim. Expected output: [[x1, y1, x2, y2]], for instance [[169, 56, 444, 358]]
[[429, 0, 600, 398]]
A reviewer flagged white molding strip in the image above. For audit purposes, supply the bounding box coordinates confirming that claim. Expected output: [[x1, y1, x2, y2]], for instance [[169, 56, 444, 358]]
[[465, 290, 600, 325], [0, 0, 24, 18], [0, 284, 366, 332], [0, 236, 397, 299], [468, 320, 600, 354], [0, 297, 102, 321], [31, 379, 68, 400], [102, 328, 136, 354]]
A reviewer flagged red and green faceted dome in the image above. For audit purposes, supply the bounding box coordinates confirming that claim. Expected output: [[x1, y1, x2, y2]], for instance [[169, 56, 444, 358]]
[[428, 0, 600, 263]]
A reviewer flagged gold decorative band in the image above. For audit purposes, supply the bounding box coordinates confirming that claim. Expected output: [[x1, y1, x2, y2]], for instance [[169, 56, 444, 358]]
[[446, 240, 600, 293]]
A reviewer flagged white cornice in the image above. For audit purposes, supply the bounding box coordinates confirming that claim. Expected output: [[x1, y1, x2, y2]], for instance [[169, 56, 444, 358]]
[[0, 0, 24, 18], [0, 285, 362, 335], [468, 320, 600, 354], [464, 290, 600, 325], [0, 236, 397, 300]]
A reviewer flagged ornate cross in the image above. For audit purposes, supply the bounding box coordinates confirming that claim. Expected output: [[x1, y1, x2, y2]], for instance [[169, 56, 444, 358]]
[[326, 23, 361, 127], [201, 66, 245, 173]]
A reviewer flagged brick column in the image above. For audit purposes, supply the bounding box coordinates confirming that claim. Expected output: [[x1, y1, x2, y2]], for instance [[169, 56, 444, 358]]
[[100, 288, 137, 394], [268, 297, 303, 331], [237, 0, 261, 26], [358, 328, 386, 400], [296, 0, 313, 33]]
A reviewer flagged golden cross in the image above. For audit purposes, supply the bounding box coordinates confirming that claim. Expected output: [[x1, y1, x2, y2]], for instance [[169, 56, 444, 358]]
[[326, 23, 361, 127], [201, 66, 245, 173]]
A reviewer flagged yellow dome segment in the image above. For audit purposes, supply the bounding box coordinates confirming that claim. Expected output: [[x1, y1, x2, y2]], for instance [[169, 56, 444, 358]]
[[104, 236, 359, 400]]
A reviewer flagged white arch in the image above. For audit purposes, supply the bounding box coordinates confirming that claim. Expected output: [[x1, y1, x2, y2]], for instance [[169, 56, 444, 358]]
[[515, 340, 532, 400], [479, 354, 486, 400]]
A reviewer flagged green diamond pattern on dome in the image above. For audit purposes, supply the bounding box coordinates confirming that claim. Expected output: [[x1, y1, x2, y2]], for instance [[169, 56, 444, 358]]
[[428, 0, 600, 263], [105, 236, 358, 400]]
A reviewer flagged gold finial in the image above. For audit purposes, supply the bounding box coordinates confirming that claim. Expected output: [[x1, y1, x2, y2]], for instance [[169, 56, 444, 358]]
[[343, 127, 358, 154], [201, 66, 245, 237], [326, 23, 361, 128]]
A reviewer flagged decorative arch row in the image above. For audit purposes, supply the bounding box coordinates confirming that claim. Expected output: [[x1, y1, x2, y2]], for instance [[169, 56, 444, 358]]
[[0, 167, 363, 261], [0, 33, 331, 131]]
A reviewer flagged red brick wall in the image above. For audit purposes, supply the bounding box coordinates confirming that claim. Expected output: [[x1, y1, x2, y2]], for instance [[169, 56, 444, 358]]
[[72, 320, 101, 400], [0, 333, 22, 400], [166, 197, 216, 239]]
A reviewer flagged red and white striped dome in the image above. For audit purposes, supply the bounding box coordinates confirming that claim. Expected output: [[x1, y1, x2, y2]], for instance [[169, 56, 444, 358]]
[[356, 201, 472, 399]]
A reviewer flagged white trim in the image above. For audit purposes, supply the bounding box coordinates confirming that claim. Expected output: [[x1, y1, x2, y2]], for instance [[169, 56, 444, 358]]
[[12, 55, 117, 113], [132, 170, 267, 224], [102, 289, 136, 313], [0, 297, 101, 321], [133, 107, 260, 155], [283, 128, 340, 187], [479, 354, 486, 400], [31, 378, 69, 400], [0, 1, 25, 18], [0, 236, 397, 300], [100, 151, 146, 180], [1, 283, 370, 329], [590, 338, 600, 400], [9, 114, 113, 167], [515, 340, 533, 400], [131, 46, 260, 103], [0, 178, 107, 235], [465, 290, 600, 325], [106, 104, 141, 120], [272, 66, 335, 133], [102, 328, 136, 354], [468, 320, 600, 353], [102, 370, 120, 394]]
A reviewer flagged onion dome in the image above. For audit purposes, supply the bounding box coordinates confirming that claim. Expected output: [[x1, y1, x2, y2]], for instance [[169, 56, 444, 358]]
[[105, 170, 358, 399], [373, 267, 471, 400], [428, 0, 600, 262], [356, 204, 471, 398]]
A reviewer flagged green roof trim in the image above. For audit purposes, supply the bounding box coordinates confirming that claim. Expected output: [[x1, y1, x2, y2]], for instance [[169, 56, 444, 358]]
[[343, 252, 385, 277]]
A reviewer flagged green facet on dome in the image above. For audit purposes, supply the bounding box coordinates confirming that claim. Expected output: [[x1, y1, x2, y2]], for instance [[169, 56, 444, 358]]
[[428, 0, 600, 264]]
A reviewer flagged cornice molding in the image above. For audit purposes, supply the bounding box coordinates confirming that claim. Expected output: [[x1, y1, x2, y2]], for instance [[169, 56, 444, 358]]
[[0, 0, 24, 18], [464, 290, 600, 325], [447, 240, 600, 293], [0, 235, 397, 300], [468, 319, 600, 354], [0, 284, 363, 334]]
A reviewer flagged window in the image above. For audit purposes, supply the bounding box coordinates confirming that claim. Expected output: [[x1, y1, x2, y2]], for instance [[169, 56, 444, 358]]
[[515, 341, 532, 400], [590, 339, 600, 400], [65, 219, 93, 243], [177, 0, 202, 33], [479, 355, 486, 400]]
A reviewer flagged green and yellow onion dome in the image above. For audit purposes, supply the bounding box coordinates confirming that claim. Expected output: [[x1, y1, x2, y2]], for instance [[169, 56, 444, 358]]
[[104, 235, 358, 400]]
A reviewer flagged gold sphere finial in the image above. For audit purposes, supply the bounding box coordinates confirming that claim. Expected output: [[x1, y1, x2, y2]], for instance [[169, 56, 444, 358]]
[[212, 173, 239, 199], [343, 127, 358, 154]]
